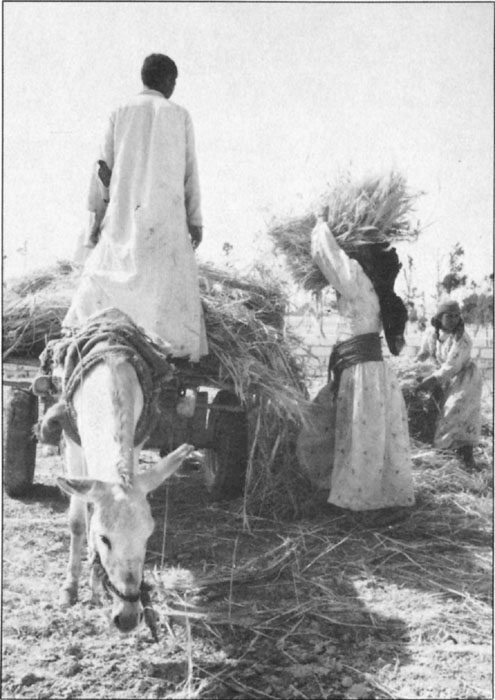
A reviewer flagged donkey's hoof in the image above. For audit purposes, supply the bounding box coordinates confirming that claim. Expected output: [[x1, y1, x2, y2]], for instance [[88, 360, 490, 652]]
[[59, 587, 78, 608], [89, 592, 102, 607]]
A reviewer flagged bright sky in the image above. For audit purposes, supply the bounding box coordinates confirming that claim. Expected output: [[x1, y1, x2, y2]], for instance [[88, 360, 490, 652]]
[[3, 2, 494, 304]]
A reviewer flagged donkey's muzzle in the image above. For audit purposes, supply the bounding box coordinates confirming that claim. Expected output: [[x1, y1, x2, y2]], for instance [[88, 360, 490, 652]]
[[113, 609, 143, 633]]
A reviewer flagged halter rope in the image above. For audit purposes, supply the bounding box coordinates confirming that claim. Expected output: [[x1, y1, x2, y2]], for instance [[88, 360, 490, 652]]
[[91, 550, 159, 641], [91, 550, 146, 603]]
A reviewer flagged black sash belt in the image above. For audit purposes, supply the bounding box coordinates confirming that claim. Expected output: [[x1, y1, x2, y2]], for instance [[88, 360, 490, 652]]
[[328, 332, 383, 393]]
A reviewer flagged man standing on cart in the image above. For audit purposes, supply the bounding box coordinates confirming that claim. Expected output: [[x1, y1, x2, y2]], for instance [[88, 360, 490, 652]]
[[64, 53, 208, 363]]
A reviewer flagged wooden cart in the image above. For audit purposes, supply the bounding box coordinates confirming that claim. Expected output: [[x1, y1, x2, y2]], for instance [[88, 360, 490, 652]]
[[3, 358, 248, 501]]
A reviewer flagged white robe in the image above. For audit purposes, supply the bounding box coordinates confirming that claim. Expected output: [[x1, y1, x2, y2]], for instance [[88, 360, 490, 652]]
[[417, 328, 482, 449], [299, 222, 414, 511], [64, 89, 208, 362]]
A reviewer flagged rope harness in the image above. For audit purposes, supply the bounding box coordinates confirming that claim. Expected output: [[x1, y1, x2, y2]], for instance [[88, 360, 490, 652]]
[[43, 310, 174, 447], [63, 343, 158, 447]]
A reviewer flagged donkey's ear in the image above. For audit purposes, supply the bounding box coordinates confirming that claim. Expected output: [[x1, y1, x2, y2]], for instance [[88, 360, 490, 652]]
[[136, 443, 194, 494], [57, 477, 106, 500]]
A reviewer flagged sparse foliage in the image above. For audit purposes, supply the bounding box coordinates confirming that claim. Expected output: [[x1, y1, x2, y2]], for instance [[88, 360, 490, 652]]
[[222, 241, 234, 268], [440, 243, 467, 295], [402, 255, 420, 307], [461, 275, 494, 328]]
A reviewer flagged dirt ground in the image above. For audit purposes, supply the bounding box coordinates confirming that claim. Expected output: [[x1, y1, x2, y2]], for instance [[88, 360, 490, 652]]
[[2, 387, 493, 700]]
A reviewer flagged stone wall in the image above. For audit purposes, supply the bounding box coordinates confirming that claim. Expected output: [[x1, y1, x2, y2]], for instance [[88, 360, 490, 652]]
[[286, 313, 493, 389]]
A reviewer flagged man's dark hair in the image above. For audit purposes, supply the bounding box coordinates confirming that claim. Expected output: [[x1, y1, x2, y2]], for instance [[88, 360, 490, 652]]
[[141, 54, 178, 89]]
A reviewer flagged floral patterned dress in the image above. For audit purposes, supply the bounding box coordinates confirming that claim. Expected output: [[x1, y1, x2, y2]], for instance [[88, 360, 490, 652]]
[[417, 327, 482, 449], [298, 222, 414, 511]]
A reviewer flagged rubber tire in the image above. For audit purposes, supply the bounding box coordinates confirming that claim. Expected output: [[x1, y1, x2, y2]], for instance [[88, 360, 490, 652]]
[[203, 390, 248, 500], [3, 388, 38, 497]]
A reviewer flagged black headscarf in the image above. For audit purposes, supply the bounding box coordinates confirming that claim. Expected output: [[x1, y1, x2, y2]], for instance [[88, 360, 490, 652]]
[[348, 244, 408, 356]]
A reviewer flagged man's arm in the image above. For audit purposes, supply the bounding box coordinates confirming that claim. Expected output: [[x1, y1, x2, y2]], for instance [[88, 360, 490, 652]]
[[85, 166, 109, 247], [188, 224, 203, 249], [84, 114, 115, 247], [184, 110, 202, 247]]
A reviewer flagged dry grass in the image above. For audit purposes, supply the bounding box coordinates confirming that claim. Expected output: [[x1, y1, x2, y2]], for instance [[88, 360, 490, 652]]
[[3, 260, 80, 360], [268, 171, 422, 292], [142, 381, 492, 697], [146, 432, 492, 697], [2, 377, 492, 699], [3, 259, 312, 518]]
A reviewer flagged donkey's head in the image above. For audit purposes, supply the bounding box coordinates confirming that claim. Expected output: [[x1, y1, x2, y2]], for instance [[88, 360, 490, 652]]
[[58, 443, 193, 633]]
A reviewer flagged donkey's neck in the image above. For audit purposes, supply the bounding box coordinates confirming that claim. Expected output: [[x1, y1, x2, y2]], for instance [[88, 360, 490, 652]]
[[73, 356, 144, 483]]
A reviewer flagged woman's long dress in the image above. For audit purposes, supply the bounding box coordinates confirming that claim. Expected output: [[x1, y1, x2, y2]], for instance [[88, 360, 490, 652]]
[[301, 222, 414, 511]]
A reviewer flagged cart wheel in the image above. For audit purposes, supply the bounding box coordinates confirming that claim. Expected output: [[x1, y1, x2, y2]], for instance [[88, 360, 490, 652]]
[[203, 390, 247, 499], [3, 388, 38, 497]]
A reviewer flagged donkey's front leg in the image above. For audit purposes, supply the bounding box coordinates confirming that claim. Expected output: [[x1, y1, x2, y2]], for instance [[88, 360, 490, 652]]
[[87, 524, 105, 606], [59, 494, 86, 607], [59, 437, 86, 607]]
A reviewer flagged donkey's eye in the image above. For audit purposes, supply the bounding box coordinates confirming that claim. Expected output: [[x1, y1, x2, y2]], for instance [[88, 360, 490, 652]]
[[100, 535, 111, 549]]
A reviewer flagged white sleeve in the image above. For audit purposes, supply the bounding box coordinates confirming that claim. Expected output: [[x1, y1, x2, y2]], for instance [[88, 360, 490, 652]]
[[87, 112, 114, 214], [311, 221, 361, 298], [432, 333, 473, 383], [184, 110, 202, 227], [99, 111, 115, 171], [87, 166, 108, 212]]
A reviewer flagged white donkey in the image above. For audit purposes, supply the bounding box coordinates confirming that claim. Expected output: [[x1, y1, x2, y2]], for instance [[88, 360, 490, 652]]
[[53, 344, 192, 634]]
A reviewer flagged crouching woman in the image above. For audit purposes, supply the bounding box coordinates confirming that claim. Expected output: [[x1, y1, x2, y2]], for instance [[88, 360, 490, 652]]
[[416, 300, 482, 469], [297, 218, 415, 517]]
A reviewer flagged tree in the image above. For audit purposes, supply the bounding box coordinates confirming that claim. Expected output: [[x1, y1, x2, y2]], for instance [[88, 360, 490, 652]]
[[461, 292, 493, 328], [401, 254, 426, 325], [440, 243, 467, 295], [222, 241, 234, 268], [222, 241, 233, 258], [461, 274, 494, 328], [402, 255, 420, 306]]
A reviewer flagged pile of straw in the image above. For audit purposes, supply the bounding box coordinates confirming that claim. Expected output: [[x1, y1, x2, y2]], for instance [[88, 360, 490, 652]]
[[147, 431, 492, 697], [3, 260, 288, 359], [268, 171, 421, 292], [198, 262, 286, 331], [197, 264, 312, 519], [3, 261, 80, 360], [3, 259, 312, 517]]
